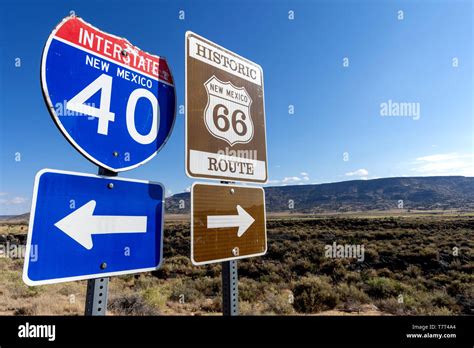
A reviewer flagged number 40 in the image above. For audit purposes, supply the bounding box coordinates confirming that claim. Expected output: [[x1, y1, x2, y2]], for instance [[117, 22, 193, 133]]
[[67, 73, 160, 145]]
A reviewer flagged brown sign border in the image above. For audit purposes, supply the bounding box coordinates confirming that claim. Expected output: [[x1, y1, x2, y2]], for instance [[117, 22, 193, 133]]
[[185, 31, 268, 184], [190, 181, 267, 265]]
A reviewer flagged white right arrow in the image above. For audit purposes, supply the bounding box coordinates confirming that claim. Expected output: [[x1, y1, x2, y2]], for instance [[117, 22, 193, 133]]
[[207, 205, 255, 237]]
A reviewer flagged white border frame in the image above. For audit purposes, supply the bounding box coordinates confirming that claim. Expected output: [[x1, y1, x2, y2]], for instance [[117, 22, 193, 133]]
[[190, 181, 267, 266], [184, 31, 268, 184], [40, 15, 177, 172], [22, 168, 165, 286]]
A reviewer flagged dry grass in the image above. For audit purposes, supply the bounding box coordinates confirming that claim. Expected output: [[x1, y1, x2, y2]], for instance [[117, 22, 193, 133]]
[[0, 214, 472, 315]]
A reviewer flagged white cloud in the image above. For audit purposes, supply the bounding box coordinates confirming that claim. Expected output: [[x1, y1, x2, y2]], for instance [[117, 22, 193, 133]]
[[282, 176, 302, 183], [185, 186, 191, 192], [10, 197, 27, 204], [300, 172, 309, 176], [267, 179, 281, 184], [345, 169, 369, 179], [0, 196, 28, 205], [0, 192, 7, 196], [267, 174, 313, 185], [412, 152, 474, 176]]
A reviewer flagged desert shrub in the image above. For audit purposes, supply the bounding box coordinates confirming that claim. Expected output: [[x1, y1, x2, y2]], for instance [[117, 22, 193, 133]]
[[109, 293, 160, 315], [292, 276, 339, 313], [142, 287, 169, 310], [430, 291, 458, 309], [446, 280, 466, 297], [336, 283, 370, 305], [376, 268, 393, 278], [454, 289, 473, 315], [344, 271, 362, 285], [363, 248, 379, 263], [191, 276, 220, 297], [200, 297, 221, 312], [264, 290, 295, 315], [405, 265, 422, 278], [365, 277, 403, 299], [291, 258, 313, 276], [239, 279, 264, 302], [427, 307, 455, 315], [375, 298, 404, 315], [419, 246, 439, 259], [168, 279, 203, 304], [134, 275, 158, 290], [14, 305, 38, 315], [320, 259, 349, 282], [240, 300, 261, 315], [238, 260, 262, 279]]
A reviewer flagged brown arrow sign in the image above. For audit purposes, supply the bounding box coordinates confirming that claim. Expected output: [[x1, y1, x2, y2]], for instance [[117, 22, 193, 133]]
[[191, 182, 267, 265]]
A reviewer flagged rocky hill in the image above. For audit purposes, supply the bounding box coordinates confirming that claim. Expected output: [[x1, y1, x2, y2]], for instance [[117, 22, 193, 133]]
[[166, 176, 474, 214]]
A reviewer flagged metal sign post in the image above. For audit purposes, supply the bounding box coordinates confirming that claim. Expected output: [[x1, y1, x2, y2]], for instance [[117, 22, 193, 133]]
[[222, 260, 238, 316], [84, 167, 116, 316], [220, 180, 238, 316], [85, 277, 109, 316]]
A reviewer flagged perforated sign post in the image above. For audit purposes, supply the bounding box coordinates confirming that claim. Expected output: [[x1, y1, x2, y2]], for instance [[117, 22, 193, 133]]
[[32, 15, 176, 316], [186, 32, 268, 316]]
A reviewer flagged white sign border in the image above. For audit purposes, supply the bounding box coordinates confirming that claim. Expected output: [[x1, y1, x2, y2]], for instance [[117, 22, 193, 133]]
[[22, 168, 165, 286], [190, 181, 267, 266], [185, 31, 268, 184], [40, 15, 177, 172]]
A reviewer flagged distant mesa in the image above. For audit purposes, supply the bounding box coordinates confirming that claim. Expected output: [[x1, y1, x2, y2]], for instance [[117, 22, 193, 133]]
[[5, 176, 474, 220], [0, 213, 30, 223], [166, 176, 474, 214]]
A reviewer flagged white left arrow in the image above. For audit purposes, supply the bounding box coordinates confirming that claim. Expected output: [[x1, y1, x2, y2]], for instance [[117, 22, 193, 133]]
[[54, 200, 147, 250]]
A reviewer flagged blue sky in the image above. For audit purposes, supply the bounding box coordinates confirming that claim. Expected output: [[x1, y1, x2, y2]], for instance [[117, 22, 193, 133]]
[[0, 0, 472, 215]]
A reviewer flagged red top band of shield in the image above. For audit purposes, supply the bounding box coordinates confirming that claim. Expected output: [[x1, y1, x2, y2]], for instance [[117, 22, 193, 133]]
[[53, 16, 174, 85]]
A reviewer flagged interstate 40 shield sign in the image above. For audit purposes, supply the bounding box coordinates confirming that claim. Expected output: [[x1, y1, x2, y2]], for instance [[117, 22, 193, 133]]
[[185, 32, 268, 183], [41, 16, 176, 172]]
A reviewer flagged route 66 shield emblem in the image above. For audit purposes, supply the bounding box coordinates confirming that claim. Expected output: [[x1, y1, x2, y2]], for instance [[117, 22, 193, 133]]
[[204, 76, 254, 146]]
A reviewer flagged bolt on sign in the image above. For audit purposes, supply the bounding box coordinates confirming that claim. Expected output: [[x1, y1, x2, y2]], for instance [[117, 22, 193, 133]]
[[191, 182, 267, 265], [185, 32, 268, 183]]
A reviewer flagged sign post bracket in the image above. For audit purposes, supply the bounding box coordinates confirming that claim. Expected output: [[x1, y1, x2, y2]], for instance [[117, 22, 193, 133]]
[[84, 166, 117, 316]]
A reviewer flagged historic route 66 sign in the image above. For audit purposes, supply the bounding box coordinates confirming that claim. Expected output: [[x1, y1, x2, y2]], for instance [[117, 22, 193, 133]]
[[186, 32, 267, 183], [204, 76, 254, 146]]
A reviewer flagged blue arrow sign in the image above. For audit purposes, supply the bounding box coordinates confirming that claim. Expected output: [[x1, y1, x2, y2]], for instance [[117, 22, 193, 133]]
[[23, 169, 164, 285], [41, 16, 176, 172]]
